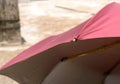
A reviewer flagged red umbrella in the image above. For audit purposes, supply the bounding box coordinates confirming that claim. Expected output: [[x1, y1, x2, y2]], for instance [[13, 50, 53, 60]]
[[0, 2, 120, 84]]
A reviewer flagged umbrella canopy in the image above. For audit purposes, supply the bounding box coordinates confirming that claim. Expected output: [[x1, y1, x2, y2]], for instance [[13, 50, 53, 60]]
[[1, 2, 120, 84]]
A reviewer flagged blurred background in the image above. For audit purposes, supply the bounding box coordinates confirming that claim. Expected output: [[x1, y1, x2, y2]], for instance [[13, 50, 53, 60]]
[[0, 0, 120, 84]]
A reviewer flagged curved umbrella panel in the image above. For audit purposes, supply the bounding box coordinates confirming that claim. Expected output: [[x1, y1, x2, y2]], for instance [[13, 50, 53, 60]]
[[42, 42, 120, 84], [42, 60, 104, 84], [77, 2, 120, 39]]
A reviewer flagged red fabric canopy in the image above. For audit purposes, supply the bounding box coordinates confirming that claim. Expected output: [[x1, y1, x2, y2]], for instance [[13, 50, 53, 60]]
[[1, 2, 120, 70]]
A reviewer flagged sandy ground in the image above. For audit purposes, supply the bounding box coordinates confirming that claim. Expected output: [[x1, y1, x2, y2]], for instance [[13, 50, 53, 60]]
[[1, 0, 120, 84], [19, 1, 92, 44]]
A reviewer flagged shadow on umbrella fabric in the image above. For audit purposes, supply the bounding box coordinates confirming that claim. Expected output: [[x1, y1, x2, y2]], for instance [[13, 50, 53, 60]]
[[0, 2, 120, 84]]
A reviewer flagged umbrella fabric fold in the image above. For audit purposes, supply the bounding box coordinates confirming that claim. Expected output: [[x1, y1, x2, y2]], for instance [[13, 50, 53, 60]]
[[1, 2, 120, 84]]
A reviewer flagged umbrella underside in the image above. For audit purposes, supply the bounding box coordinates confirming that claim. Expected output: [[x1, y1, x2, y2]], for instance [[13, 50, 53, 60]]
[[66, 40, 120, 61]]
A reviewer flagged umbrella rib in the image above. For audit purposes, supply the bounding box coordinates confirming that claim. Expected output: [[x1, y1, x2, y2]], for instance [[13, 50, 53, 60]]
[[62, 40, 120, 61], [104, 60, 120, 75], [102, 60, 120, 84]]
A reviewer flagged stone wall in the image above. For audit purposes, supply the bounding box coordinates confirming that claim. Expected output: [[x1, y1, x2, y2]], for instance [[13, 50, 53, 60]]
[[0, 0, 21, 46]]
